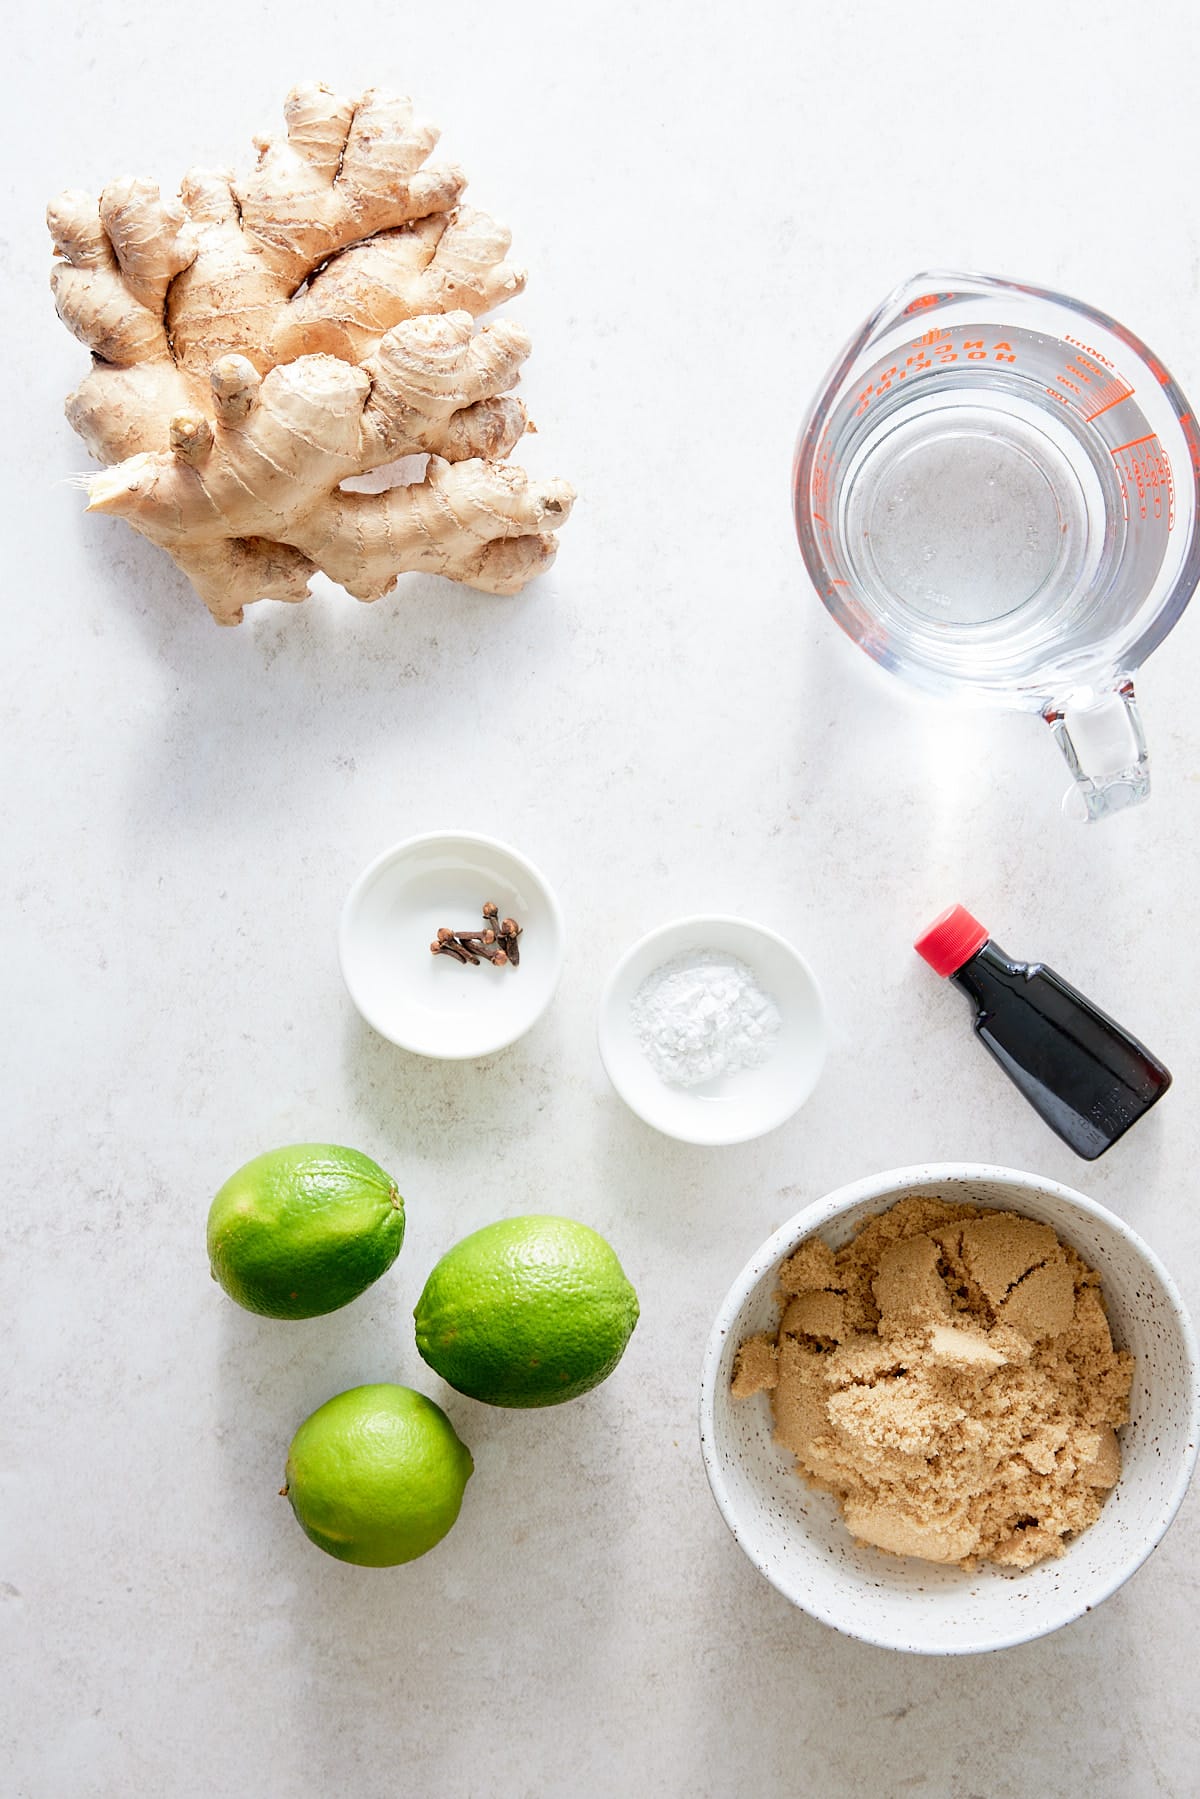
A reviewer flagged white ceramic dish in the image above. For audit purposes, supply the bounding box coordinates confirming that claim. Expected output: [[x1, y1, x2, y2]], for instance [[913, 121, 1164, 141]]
[[699, 1164, 1200, 1655], [597, 915, 826, 1146], [339, 832, 565, 1059]]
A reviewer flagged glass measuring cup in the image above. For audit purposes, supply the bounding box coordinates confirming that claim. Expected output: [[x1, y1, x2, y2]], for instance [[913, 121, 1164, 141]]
[[794, 272, 1200, 819]]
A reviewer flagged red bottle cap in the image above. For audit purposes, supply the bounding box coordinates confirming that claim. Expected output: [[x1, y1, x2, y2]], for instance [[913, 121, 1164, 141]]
[[914, 905, 989, 977]]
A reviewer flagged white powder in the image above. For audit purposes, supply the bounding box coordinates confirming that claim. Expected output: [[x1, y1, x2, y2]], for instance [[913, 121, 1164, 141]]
[[630, 951, 782, 1088]]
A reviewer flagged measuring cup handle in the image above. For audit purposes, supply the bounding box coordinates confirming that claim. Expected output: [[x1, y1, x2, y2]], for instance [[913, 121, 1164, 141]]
[[1045, 680, 1151, 822]]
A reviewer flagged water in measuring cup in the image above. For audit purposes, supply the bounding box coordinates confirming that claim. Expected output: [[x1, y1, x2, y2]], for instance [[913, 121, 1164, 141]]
[[816, 324, 1171, 689]]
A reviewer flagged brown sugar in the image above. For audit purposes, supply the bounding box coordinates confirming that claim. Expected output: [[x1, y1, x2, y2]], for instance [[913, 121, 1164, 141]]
[[730, 1197, 1134, 1570]]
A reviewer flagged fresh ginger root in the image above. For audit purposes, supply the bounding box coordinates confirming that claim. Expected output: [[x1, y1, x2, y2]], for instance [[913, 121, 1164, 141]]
[[48, 84, 573, 623]]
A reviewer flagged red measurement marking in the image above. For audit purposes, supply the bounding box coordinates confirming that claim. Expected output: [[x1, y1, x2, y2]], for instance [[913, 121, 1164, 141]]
[[812, 511, 828, 525], [1086, 393, 1135, 421], [1083, 376, 1135, 422], [1110, 434, 1174, 530], [1065, 336, 1115, 369], [1181, 414, 1200, 478], [1063, 353, 1110, 388]]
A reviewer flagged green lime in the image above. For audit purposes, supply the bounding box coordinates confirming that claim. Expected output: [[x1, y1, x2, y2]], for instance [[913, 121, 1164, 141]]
[[282, 1384, 473, 1566], [207, 1143, 404, 1319], [413, 1215, 639, 1408]]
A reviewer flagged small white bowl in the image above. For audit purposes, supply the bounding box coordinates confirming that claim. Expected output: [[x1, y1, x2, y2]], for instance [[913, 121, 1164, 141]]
[[339, 832, 565, 1059], [597, 915, 826, 1145], [699, 1164, 1200, 1655]]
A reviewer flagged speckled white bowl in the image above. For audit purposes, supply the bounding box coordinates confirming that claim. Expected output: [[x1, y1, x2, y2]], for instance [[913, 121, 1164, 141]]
[[699, 1164, 1199, 1655]]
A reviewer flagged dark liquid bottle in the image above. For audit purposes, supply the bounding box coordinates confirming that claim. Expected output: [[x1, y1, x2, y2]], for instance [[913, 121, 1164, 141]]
[[915, 905, 1171, 1160]]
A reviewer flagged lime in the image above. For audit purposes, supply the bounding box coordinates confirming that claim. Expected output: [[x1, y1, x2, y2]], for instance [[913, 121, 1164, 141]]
[[207, 1143, 404, 1319], [413, 1215, 639, 1408], [282, 1384, 473, 1566]]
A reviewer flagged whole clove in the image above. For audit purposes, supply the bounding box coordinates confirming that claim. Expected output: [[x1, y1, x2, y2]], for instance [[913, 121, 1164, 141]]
[[430, 938, 476, 965], [473, 940, 509, 965], [497, 916, 522, 967]]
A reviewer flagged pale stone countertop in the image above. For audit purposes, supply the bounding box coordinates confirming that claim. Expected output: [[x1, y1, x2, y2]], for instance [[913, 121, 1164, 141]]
[[5, 3, 1200, 1795]]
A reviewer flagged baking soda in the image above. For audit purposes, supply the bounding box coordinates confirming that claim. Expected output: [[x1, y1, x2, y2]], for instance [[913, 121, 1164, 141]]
[[630, 951, 781, 1088]]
